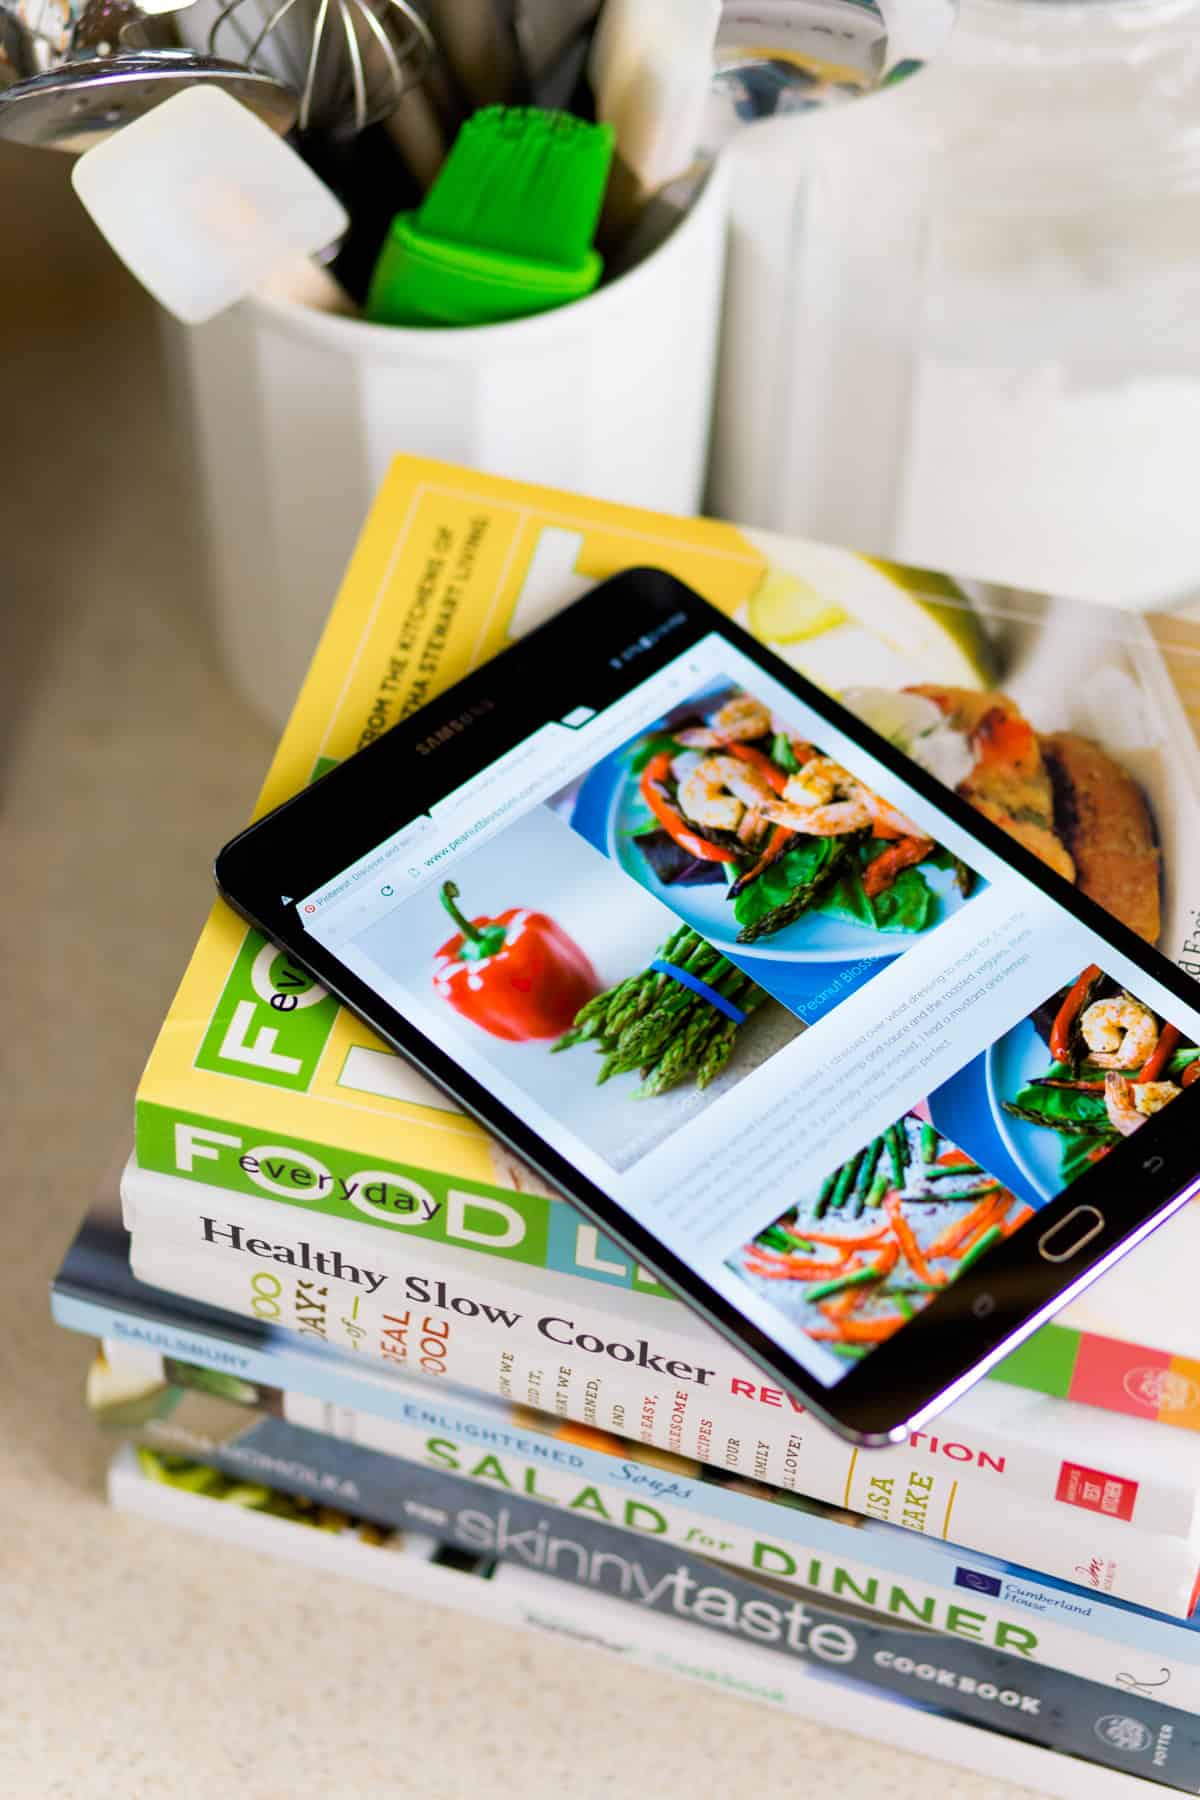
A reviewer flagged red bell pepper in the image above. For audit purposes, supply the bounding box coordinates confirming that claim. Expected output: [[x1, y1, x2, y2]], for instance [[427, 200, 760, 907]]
[[432, 881, 599, 1042]]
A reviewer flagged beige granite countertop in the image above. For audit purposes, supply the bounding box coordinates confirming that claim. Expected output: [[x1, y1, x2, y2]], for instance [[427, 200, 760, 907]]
[[0, 142, 1092, 1800]]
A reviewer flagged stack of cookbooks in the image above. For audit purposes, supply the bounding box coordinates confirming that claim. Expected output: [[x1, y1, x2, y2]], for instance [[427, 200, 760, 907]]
[[54, 455, 1200, 1797]]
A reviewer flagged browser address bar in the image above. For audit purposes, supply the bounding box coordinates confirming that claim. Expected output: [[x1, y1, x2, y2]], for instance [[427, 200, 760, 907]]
[[298, 637, 720, 943], [303, 731, 575, 940]]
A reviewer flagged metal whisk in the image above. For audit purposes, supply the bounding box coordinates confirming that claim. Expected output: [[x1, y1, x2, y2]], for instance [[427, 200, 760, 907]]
[[207, 0, 433, 136]]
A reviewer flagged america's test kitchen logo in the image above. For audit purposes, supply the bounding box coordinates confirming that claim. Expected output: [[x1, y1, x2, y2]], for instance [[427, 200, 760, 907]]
[[1055, 1461, 1138, 1523]]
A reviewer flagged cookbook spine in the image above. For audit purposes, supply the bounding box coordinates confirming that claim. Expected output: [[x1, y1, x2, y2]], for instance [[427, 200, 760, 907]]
[[126, 1225, 1200, 1617], [108, 1437, 1200, 1793], [112, 1371, 1200, 1708], [106, 1442, 1152, 1800], [998, 1321, 1200, 1436], [54, 1280, 1200, 1666], [119, 1173, 1200, 1540]]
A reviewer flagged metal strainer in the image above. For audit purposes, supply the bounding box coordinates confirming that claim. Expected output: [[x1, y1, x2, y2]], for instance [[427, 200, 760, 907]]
[[0, 0, 298, 147]]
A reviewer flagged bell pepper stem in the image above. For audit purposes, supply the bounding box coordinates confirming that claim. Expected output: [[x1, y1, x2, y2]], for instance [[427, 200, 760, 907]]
[[440, 882, 481, 942], [440, 881, 506, 960]]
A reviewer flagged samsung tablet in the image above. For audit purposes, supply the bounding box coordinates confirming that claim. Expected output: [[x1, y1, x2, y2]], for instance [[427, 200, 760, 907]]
[[215, 567, 1200, 1443]]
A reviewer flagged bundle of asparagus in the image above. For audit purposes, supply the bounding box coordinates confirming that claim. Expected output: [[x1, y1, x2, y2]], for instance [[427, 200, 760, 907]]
[[553, 926, 769, 1096]]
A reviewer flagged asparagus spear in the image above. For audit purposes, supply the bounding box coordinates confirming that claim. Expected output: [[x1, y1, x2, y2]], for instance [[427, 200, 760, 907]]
[[735, 840, 851, 944], [553, 927, 770, 1098]]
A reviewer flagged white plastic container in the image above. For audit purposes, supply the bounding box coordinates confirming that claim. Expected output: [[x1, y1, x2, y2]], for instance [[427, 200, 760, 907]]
[[173, 162, 729, 729], [711, 0, 1200, 611]]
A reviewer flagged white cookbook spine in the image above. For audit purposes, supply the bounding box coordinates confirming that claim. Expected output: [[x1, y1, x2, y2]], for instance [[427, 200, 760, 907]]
[[128, 1224, 1200, 1617]]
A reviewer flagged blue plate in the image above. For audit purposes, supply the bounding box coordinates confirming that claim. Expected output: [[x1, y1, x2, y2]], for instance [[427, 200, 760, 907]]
[[986, 1020, 1071, 1203]]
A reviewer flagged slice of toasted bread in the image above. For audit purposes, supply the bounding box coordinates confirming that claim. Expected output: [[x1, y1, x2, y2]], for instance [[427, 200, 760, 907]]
[[1040, 731, 1161, 943]]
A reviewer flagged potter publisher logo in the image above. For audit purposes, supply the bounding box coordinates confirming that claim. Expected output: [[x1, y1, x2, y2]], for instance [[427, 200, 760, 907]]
[[1095, 1715, 1152, 1754], [1123, 1365, 1200, 1414]]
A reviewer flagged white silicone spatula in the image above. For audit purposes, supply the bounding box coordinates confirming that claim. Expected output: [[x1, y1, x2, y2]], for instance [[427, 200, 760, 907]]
[[71, 86, 350, 325]]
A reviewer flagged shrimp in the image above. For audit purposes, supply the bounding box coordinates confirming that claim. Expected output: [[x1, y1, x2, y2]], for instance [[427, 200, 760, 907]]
[[676, 693, 772, 749], [760, 757, 923, 839], [674, 751, 779, 831], [736, 808, 769, 847], [1081, 996, 1159, 1069], [1105, 1073, 1181, 1136]]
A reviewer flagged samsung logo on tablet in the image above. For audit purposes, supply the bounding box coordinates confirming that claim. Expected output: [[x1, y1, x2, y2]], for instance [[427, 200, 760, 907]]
[[415, 698, 496, 755]]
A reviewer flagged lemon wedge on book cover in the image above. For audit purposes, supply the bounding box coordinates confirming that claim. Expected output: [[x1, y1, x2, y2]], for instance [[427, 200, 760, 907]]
[[85, 1350, 175, 1429], [740, 534, 994, 694]]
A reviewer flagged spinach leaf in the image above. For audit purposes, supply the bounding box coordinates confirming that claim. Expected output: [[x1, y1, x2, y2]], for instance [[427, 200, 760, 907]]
[[819, 863, 935, 934], [1060, 1133, 1110, 1187], [732, 837, 844, 939], [1003, 1083, 1112, 1136], [869, 867, 938, 932], [627, 732, 686, 774]]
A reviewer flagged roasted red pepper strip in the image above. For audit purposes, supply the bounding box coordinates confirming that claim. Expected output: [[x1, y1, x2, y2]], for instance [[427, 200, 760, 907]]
[[820, 1288, 869, 1324], [725, 741, 789, 794], [745, 1241, 849, 1274], [729, 822, 795, 898], [640, 752, 739, 864], [925, 1191, 1006, 1260], [808, 1315, 907, 1344], [955, 1200, 1012, 1258], [743, 1253, 850, 1281], [1184, 1061, 1200, 1088], [432, 881, 599, 1042], [1138, 1023, 1181, 1083], [791, 1226, 892, 1250], [862, 834, 935, 897], [818, 1243, 900, 1320], [1050, 964, 1102, 1063], [884, 1193, 945, 1286]]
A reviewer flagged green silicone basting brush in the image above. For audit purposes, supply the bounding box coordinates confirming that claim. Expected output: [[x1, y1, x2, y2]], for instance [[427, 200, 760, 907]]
[[366, 105, 615, 329]]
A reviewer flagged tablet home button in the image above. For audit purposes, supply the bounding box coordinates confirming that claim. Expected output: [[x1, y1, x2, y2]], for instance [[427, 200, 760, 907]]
[[1037, 1205, 1105, 1263]]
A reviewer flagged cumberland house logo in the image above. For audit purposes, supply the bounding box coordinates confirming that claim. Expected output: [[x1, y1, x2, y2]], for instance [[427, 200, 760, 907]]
[[1094, 1715, 1152, 1754], [1123, 1365, 1200, 1415]]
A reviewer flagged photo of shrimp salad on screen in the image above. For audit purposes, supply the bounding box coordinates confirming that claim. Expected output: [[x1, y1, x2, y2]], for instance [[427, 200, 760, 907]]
[[731, 1109, 1034, 1361], [560, 681, 983, 968], [990, 967, 1197, 1199]]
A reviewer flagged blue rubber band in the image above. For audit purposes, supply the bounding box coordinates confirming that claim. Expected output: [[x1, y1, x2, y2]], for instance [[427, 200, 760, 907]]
[[650, 959, 746, 1024]]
